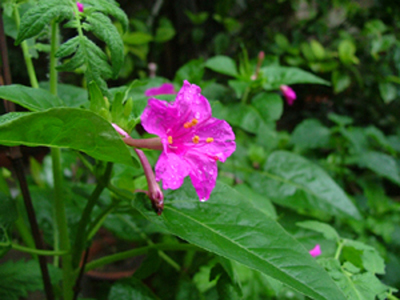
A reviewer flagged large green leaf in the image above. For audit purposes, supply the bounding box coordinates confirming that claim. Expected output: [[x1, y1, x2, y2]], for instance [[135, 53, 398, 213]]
[[133, 181, 347, 300], [261, 66, 330, 90], [0, 108, 137, 166], [249, 151, 361, 219], [15, 0, 72, 45], [0, 85, 64, 112], [205, 56, 238, 77], [357, 151, 400, 185]]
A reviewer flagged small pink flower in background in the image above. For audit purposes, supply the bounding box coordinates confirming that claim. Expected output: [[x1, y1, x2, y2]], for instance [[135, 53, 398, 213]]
[[280, 85, 297, 105], [141, 80, 236, 201], [309, 244, 321, 257], [145, 83, 176, 97], [76, 2, 84, 12]]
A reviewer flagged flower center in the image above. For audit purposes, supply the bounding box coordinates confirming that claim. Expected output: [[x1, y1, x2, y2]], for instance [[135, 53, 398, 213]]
[[184, 118, 199, 129], [192, 135, 200, 144]]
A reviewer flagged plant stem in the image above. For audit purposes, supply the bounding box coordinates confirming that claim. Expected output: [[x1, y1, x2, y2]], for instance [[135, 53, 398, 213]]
[[0, 241, 68, 256], [241, 86, 251, 104], [115, 214, 180, 271], [83, 243, 200, 274], [49, 19, 61, 268], [87, 202, 118, 241], [71, 162, 113, 268], [13, 5, 39, 89], [52, 148, 74, 300], [334, 240, 344, 260]]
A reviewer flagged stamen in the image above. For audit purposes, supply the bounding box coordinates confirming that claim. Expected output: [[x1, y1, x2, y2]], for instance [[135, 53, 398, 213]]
[[192, 135, 200, 144], [184, 122, 192, 129], [191, 118, 199, 126], [206, 137, 214, 143], [168, 136, 173, 144]]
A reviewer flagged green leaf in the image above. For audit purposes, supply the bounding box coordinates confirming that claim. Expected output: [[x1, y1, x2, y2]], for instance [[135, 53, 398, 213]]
[[15, 0, 72, 45], [0, 108, 137, 167], [174, 59, 205, 85], [342, 240, 385, 275], [249, 151, 361, 219], [310, 40, 325, 60], [332, 70, 351, 94], [133, 181, 347, 300], [0, 85, 64, 111], [185, 11, 209, 25], [88, 81, 110, 120], [234, 184, 277, 219], [223, 103, 263, 134], [108, 278, 159, 300], [378, 82, 397, 104], [56, 36, 113, 95], [154, 18, 176, 43], [251, 92, 283, 122], [205, 56, 238, 77], [261, 66, 330, 90], [124, 32, 153, 45], [83, 0, 128, 32], [290, 119, 331, 150], [86, 12, 124, 77], [0, 260, 62, 300], [297, 221, 340, 242], [320, 258, 388, 300], [39, 82, 88, 108], [338, 40, 359, 65], [356, 151, 400, 185]]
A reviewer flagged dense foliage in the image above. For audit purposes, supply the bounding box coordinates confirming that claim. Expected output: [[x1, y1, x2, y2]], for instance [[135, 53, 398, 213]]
[[0, 0, 399, 300]]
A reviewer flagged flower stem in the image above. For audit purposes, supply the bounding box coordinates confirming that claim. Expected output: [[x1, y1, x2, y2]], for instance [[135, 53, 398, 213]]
[[71, 162, 113, 268], [83, 243, 200, 274], [52, 148, 74, 300], [13, 5, 39, 89], [0, 242, 68, 256], [123, 137, 163, 150], [334, 240, 344, 260]]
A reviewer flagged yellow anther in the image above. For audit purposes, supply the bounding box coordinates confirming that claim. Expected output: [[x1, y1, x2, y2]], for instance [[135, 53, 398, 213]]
[[184, 122, 192, 129], [168, 136, 173, 144], [206, 137, 214, 143], [191, 118, 199, 126], [192, 135, 200, 144]]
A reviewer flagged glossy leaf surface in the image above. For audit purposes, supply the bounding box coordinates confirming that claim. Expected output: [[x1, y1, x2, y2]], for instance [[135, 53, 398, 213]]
[[133, 181, 347, 300], [0, 84, 63, 112], [249, 151, 361, 219], [0, 108, 137, 166], [261, 66, 330, 90]]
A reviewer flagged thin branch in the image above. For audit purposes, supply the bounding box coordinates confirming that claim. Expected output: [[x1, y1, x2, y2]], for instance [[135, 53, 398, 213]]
[[0, 11, 54, 300]]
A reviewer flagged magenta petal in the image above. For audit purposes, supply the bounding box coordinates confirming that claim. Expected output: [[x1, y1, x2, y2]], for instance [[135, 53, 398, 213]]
[[155, 152, 191, 190], [174, 80, 212, 123], [309, 244, 321, 257], [141, 98, 179, 137], [145, 83, 176, 97], [187, 152, 218, 201], [195, 118, 236, 162]]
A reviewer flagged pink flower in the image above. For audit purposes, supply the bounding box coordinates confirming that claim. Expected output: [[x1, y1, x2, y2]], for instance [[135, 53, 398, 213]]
[[76, 2, 84, 12], [145, 83, 176, 97], [309, 244, 321, 257], [280, 85, 297, 105], [141, 80, 236, 201]]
